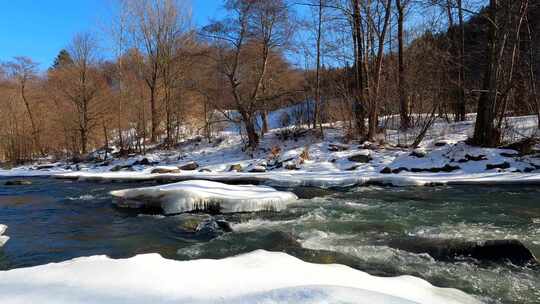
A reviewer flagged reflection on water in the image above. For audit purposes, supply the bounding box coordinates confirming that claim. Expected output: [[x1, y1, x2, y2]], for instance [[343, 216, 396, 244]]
[[0, 178, 539, 303]]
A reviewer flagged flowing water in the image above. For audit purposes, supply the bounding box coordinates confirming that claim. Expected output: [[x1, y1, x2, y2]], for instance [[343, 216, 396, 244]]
[[0, 177, 539, 303]]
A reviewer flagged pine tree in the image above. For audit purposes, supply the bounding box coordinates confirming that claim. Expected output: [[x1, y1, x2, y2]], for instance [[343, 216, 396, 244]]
[[51, 49, 73, 70]]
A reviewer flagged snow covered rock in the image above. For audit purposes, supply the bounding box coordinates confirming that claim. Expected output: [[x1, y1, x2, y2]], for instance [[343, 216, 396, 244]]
[[348, 150, 372, 163], [0, 250, 480, 304], [410, 148, 427, 158], [0, 225, 9, 247], [110, 180, 298, 214], [434, 140, 454, 147], [110, 164, 134, 172], [178, 162, 199, 171], [228, 164, 243, 172], [150, 166, 181, 174], [247, 165, 266, 173], [328, 143, 349, 152]]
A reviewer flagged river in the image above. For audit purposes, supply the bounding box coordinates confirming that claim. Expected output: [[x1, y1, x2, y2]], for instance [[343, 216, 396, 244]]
[[0, 177, 538, 303]]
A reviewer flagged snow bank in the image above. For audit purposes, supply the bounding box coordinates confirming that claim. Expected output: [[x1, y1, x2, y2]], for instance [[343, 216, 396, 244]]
[[0, 225, 8, 247], [58, 167, 540, 189], [110, 180, 298, 214], [0, 250, 479, 304]]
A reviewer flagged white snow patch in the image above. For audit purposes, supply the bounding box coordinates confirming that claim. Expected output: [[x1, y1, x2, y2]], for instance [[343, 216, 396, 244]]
[[0, 250, 479, 304], [0, 225, 8, 247], [110, 180, 298, 214]]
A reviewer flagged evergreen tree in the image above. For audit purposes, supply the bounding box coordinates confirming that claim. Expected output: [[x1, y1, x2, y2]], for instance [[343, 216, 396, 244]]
[[50, 49, 73, 70]]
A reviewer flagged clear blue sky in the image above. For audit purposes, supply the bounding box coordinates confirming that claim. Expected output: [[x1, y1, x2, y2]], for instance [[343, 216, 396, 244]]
[[0, 0, 224, 70]]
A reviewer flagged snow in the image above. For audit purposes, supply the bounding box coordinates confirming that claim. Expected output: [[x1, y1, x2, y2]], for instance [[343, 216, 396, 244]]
[[55, 168, 540, 189], [0, 225, 8, 247], [110, 180, 298, 214], [2, 113, 540, 189], [0, 250, 480, 304]]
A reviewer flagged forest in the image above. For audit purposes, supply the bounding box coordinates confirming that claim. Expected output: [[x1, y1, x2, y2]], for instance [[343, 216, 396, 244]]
[[0, 0, 538, 164]]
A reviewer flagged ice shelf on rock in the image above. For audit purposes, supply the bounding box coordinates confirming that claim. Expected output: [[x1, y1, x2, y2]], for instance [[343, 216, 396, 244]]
[[0, 250, 480, 304], [110, 180, 298, 214]]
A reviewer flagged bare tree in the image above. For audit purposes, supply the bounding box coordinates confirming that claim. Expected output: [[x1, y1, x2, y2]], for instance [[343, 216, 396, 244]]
[[473, 0, 530, 146], [121, 0, 191, 143], [3, 57, 43, 155], [50, 33, 105, 155], [396, 0, 411, 129], [204, 0, 292, 149]]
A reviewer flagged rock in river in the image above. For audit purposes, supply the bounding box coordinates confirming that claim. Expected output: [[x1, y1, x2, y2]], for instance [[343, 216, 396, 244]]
[[389, 238, 538, 266], [5, 180, 32, 186]]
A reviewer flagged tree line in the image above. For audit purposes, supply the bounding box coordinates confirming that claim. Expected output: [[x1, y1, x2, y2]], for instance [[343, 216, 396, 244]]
[[0, 0, 538, 164]]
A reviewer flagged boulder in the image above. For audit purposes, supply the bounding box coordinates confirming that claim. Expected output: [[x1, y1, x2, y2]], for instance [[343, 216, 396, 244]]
[[284, 162, 300, 170], [177, 215, 210, 232], [434, 140, 450, 147], [132, 158, 152, 166], [176, 215, 232, 234], [410, 148, 427, 158], [348, 152, 372, 163], [328, 143, 349, 152], [110, 165, 134, 172], [458, 154, 487, 163], [486, 162, 510, 170], [392, 167, 409, 174], [440, 164, 461, 172], [5, 180, 32, 186], [198, 168, 212, 173], [269, 231, 301, 248], [35, 164, 55, 170], [500, 152, 520, 158], [151, 167, 181, 174], [380, 167, 392, 174], [179, 162, 199, 171], [248, 165, 266, 173], [389, 238, 538, 266], [359, 141, 379, 150], [410, 165, 460, 173], [228, 164, 243, 172], [215, 219, 233, 233]]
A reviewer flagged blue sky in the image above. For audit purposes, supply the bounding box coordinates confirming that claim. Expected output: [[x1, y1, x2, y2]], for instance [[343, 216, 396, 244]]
[[0, 0, 224, 70]]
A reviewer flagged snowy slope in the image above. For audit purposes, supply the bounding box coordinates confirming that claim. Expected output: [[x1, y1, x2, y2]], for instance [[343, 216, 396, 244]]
[[110, 180, 298, 214], [0, 250, 480, 304]]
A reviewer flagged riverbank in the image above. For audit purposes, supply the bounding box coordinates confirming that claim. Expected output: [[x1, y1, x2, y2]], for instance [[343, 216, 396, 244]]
[[2, 116, 540, 188]]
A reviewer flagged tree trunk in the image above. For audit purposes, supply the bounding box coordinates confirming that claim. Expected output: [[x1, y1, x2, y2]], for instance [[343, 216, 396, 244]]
[[351, 0, 366, 137], [456, 0, 467, 121], [261, 110, 270, 134], [241, 111, 259, 149], [149, 83, 158, 143], [367, 0, 392, 140], [20, 82, 42, 156], [315, 0, 324, 137], [397, 0, 410, 129], [472, 0, 501, 147]]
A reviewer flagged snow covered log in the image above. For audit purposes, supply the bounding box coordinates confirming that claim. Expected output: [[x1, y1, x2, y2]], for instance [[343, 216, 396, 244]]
[[0, 250, 479, 304], [0, 225, 9, 247], [110, 180, 298, 214]]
